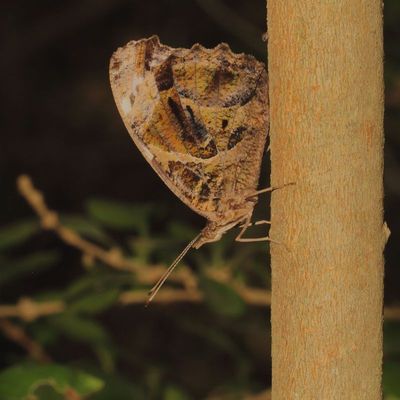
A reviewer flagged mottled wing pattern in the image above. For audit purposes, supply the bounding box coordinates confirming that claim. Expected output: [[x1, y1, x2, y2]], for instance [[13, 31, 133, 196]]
[[109, 36, 268, 221]]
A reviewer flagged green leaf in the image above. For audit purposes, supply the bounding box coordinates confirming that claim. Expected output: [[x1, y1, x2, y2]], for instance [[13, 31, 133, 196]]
[[0, 363, 103, 400], [0, 219, 39, 251], [60, 214, 112, 245], [49, 315, 109, 344], [29, 321, 59, 347], [200, 276, 246, 317], [64, 271, 133, 299], [33, 385, 64, 400], [68, 289, 119, 314], [384, 361, 400, 397], [178, 320, 241, 357], [92, 374, 145, 400], [94, 345, 116, 374], [208, 240, 228, 266], [167, 222, 197, 241], [0, 250, 59, 286], [64, 273, 103, 298], [86, 198, 153, 233], [164, 385, 190, 400], [385, 395, 400, 400], [128, 236, 159, 263]]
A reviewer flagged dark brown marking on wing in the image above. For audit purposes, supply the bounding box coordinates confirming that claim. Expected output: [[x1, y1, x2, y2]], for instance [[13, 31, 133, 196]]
[[199, 183, 211, 199], [144, 42, 155, 70], [177, 83, 257, 108], [167, 97, 218, 159], [227, 126, 246, 150], [222, 119, 228, 129], [167, 161, 202, 195], [110, 58, 121, 71], [181, 167, 201, 189], [185, 105, 208, 142], [155, 56, 174, 91], [176, 87, 192, 99], [204, 170, 225, 201], [222, 88, 257, 107], [201, 140, 218, 159], [239, 87, 257, 106], [207, 68, 235, 94], [167, 97, 195, 144]]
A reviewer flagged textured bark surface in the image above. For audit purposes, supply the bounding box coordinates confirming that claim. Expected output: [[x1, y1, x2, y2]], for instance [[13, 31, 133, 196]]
[[267, 1, 385, 399]]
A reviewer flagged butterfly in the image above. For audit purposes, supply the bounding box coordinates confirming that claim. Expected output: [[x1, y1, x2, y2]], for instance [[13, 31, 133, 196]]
[[109, 36, 271, 303]]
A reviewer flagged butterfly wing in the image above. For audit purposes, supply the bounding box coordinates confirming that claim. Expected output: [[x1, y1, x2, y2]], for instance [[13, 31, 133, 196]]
[[109, 36, 268, 220]]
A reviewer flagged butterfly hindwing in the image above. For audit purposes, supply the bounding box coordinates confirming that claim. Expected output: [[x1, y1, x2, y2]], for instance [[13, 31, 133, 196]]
[[109, 36, 268, 220]]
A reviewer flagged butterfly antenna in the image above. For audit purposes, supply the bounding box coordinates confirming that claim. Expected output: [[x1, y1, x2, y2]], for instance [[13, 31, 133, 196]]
[[146, 232, 202, 306]]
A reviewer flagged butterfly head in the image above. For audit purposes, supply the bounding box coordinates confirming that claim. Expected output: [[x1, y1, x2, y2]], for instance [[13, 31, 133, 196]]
[[193, 200, 256, 249], [193, 221, 233, 249]]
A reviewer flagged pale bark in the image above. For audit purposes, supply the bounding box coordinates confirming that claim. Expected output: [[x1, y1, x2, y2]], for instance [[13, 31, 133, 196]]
[[267, 1, 385, 399]]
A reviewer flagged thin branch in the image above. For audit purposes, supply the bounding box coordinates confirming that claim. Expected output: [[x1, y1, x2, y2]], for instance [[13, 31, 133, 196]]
[[17, 174, 198, 290], [119, 289, 203, 305], [244, 389, 271, 400], [234, 284, 271, 306], [383, 306, 400, 321], [17, 175, 139, 273], [1, 292, 399, 323], [13, 175, 399, 321], [119, 286, 271, 307], [0, 297, 65, 322], [0, 318, 51, 363]]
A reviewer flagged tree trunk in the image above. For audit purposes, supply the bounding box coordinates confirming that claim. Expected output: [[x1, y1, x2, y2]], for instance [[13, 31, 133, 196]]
[[267, 1, 385, 399]]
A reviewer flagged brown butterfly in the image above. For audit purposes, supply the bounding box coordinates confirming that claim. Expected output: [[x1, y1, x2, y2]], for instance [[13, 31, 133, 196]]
[[109, 36, 272, 302]]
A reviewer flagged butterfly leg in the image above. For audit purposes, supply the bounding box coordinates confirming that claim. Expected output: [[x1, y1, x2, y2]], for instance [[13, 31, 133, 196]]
[[235, 217, 279, 243], [246, 182, 295, 199], [235, 216, 253, 242], [239, 220, 271, 228], [254, 220, 271, 226]]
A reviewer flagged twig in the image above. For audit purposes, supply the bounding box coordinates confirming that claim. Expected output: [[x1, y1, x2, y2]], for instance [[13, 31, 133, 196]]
[[0, 318, 51, 362], [15, 175, 400, 320], [234, 284, 271, 306], [119, 288, 203, 305], [17, 174, 198, 290], [17, 175, 139, 273], [0, 297, 65, 322], [120, 286, 270, 306], [1, 293, 399, 322], [206, 269, 271, 306], [119, 286, 270, 307], [384, 306, 400, 321]]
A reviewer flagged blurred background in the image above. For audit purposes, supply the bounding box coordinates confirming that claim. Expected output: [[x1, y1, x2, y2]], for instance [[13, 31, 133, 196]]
[[0, 1, 399, 399]]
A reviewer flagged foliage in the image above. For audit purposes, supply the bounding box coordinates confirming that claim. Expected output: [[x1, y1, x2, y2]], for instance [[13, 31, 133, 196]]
[[1, 195, 397, 399], [0, 198, 269, 399], [1, 0, 399, 397], [0, 364, 103, 400]]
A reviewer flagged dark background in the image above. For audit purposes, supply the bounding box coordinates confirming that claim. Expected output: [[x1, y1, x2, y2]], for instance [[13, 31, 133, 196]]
[[1, 0, 398, 299], [1, 1, 399, 399]]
